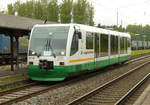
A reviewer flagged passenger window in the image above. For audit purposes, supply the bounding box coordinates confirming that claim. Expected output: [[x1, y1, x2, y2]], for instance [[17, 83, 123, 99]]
[[125, 37, 128, 53], [101, 34, 108, 57], [111, 35, 118, 55], [120, 37, 124, 54], [94, 33, 100, 58], [128, 38, 131, 48], [86, 32, 93, 49], [70, 33, 79, 56], [111, 35, 115, 55]]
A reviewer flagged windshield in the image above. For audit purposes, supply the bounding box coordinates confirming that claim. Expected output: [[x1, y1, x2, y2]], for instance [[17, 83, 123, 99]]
[[29, 26, 69, 56]]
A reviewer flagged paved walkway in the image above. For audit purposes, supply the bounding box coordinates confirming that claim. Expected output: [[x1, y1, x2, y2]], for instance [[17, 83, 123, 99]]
[[134, 84, 150, 105]]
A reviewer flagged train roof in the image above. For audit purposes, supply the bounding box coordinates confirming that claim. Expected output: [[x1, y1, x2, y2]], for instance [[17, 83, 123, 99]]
[[34, 24, 130, 38]]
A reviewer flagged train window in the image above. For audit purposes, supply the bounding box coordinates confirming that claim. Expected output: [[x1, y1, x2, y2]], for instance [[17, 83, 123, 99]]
[[94, 33, 100, 58], [101, 34, 108, 57], [115, 36, 118, 54], [111, 35, 118, 55], [120, 37, 124, 54], [70, 33, 79, 56], [111, 35, 115, 55], [29, 26, 70, 56], [128, 38, 131, 48], [125, 37, 128, 53], [120, 37, 128, 54], [86, 32, 93, 49]]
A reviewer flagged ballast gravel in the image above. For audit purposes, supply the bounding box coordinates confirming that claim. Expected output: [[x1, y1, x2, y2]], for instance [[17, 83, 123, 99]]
[[13, 57, 150, 105]]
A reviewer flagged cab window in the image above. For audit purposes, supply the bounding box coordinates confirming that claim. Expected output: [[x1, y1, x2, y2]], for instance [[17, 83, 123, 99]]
[[70, 33, 79, 56]]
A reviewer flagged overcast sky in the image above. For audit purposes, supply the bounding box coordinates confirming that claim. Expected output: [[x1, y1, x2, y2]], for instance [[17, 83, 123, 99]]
[[0, 0, 150, 27]]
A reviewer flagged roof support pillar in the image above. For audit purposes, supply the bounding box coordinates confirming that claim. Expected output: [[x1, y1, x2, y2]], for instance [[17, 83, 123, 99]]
[[10, 35, 14, 71], [15, 36, 19, 70]]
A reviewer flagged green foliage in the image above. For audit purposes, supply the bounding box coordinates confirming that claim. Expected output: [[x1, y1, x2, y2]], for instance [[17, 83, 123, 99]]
[[112, 25, 125, 32], [7, 4, 15, 15], [131, 49, 150, 55], [47, 0, 59, 22], [60, 0, 73, 23], [41, 0, 48, 20], [87, 3, 94, 26], [73, 0, 89, 24], [6, 0, 94, 25], [126, 24, 150, 41], [97, 25, 125, 32], [33, 1, 43, 19]]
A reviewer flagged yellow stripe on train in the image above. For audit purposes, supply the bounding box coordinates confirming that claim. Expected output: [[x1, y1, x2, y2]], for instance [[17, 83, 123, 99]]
[[69, 57, 94, 63]]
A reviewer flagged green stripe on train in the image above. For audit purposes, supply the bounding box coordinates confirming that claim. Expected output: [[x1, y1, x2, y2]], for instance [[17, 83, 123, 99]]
[[27, 55, 131, 81]]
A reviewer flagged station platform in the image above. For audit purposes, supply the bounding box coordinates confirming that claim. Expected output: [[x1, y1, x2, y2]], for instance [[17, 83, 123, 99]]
[[134, 84, 150, 105]]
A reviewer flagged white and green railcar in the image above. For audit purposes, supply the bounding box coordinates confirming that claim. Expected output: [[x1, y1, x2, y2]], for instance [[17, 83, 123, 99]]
[[27, 24, 131, 81]]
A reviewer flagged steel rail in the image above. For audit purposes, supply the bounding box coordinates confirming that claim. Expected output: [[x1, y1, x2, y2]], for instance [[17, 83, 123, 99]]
[[125, 54, 150, 64], [1, 55, 150, 105], [66, 61, 150, 105], [115, 73, 150, 105]]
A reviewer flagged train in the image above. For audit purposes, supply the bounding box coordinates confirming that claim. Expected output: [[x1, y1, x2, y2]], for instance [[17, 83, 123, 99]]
[[27, 24, 131, 81], [0, 34, 28, 64], [131, 40, 150, 50]]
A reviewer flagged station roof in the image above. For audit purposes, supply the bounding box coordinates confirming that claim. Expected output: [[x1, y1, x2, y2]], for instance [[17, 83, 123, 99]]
[[0, 13, 56, 31]]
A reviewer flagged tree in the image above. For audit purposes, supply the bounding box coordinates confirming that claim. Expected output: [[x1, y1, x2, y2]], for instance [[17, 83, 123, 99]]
[[33, 1, 43, 19], [17, 3, 27, 17], [6, 0, 95, 25], [7, 4, 15, 15], [13, 1, 21, 13], [47, 0, 59, 22], [126, 24, 150, 41], [40, 0, 48, 20], [73, 0, 89, 24], [60, 0, 73, 23], [87, 3, 94, 26], [24, 0, 34, 18]]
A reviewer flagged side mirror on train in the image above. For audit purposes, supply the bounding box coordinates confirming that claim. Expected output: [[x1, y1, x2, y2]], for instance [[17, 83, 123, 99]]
[[78, 32, 82, 39]]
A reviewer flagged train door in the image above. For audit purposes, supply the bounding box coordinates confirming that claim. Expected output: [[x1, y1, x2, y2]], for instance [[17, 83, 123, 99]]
[[94, 33, 100, 68], [110, 35, 119, 64]]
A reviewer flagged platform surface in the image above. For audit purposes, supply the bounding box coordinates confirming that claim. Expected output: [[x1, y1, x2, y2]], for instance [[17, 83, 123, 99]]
[[134, 84, 150, 105]]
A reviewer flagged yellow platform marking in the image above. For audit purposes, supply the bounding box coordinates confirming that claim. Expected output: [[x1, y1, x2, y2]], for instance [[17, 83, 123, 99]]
[[69, 57, 94, 63]]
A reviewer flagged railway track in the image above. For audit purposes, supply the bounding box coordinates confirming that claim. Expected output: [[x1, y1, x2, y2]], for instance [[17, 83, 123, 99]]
[[0, 55, 150, 105], [126, 54, 150, 64], [66, 61, 150, 105], [115, 73, 150, 105], [0, 78, 87, 105], [123, 76, 150, 105]]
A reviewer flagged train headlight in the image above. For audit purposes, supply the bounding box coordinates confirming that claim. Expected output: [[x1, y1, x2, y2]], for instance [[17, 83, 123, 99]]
[[32, 51, 35, 55], [60, 51, 65, 56]]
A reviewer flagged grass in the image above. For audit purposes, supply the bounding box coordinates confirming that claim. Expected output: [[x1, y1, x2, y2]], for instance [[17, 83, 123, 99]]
[[131, 49, 150, 56], [0, 64, 27, 70], [0, 82, 28, 92], [0, 73, 30, 92], [0, 73, 29, 85]]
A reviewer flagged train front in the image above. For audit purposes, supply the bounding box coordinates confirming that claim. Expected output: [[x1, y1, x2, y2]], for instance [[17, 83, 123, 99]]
[[27, 24, 70, 81]]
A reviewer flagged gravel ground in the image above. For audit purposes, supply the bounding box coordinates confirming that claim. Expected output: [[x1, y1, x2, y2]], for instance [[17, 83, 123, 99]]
[[0, 64, 27, 77], [13, 57, 150, 105]]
